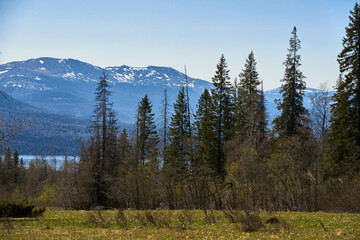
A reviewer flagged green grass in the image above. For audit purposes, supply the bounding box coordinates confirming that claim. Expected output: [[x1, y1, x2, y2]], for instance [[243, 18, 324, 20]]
[[0, 210, 359, 239]]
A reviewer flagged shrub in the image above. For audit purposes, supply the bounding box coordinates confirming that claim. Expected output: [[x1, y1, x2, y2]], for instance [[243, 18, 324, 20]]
[[224, 210, 264, 232], [0, 199, 44, 218], [265, 216, 280, 224], [32, 207, 46, 217], [239, 211, 264, 232]]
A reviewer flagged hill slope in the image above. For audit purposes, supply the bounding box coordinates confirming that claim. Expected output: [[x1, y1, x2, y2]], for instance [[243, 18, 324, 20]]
[[0, 91, 89, 155]]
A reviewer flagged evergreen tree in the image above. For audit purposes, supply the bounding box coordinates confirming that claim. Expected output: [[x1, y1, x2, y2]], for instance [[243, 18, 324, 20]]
[[194, 89, 217, 170], [329, 3, 360, 175], [135, 94, 160, 167], [211, 54, 234, 175], [273, 26, 307, 137], [85, 72, 119, 206], [166, 87, 191, 173], [91, 72, 118, 172], [234, 51, 265, 140]]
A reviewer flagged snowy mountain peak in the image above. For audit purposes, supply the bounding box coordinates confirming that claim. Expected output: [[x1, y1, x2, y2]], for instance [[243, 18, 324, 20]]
[[0, 57, 209, 92]]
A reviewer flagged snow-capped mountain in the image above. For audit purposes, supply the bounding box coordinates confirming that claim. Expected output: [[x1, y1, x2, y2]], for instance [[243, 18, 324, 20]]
[[0, 57, 211, 123]]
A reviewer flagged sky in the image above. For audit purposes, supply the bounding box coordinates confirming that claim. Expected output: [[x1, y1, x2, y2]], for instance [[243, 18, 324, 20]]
[[0, 0, 358, 90]]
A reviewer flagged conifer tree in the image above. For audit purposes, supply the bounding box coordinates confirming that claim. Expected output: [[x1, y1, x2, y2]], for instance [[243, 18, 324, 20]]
[[234, 51, 265, 140], [85, 72, 119, 206], [90, 72, 118, 172], [166, 87, 190, 172], [211, 54, 234, 175], [273, 26, 307, 137], [329, 3, 360, 175], [194, 89, 217, 169], [135, 94, 159, 167]]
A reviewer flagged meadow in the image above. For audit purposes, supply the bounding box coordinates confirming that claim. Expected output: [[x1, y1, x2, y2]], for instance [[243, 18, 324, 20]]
[[0, 209, 359, 239]]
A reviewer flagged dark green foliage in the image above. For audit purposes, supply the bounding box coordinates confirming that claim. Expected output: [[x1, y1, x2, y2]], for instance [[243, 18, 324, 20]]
[[0, 199, 44, 218], [211, 54, 234, 175], [193, 89, 217, 169], [273, 27, 307, 137], [166, 87, 191, 173], [135, 94, 160, 167], [329, 3, 360, 176], [0, 148, 25, 198], [234, 51, 266, 142]]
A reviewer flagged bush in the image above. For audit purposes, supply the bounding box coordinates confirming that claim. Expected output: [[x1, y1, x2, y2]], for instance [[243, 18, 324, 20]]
[[265, 216, 280, 224], [0, 199, 45, 218], [239, 211, 264, 232]]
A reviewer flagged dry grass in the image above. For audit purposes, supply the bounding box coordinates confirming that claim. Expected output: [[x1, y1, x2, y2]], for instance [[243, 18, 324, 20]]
[[0, 209, 359, 239]]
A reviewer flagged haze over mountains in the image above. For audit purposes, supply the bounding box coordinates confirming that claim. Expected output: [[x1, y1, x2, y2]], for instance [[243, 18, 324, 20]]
[[0, 57, 332, 155]]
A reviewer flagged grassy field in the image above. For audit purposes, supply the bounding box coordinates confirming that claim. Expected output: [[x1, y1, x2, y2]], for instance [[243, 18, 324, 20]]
[[0, 209, 359, 239]]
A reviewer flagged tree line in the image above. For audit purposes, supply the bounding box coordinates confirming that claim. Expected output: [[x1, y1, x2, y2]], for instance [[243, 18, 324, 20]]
[[1, 3, 360, 212]]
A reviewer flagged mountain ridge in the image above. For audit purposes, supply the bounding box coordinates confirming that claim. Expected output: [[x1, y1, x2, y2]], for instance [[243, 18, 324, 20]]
[[0, 57, 212, 123]]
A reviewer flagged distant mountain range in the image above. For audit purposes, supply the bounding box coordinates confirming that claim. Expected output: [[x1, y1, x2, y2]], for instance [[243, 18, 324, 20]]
[[0, 57, 335, 155], [0, 57, 210, 123]]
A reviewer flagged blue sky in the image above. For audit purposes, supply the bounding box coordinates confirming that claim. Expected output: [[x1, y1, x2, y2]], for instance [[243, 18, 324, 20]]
[[0, 0, 357, 90]]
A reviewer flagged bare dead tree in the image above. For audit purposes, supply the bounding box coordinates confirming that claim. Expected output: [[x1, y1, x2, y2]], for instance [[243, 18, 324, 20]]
[[310, 82, 331, 141]]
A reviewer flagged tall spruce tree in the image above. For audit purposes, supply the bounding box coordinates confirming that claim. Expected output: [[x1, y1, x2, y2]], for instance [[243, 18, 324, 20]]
[[166, 87, 190, 173], [91, 72, 118, 172], [211, 54, 234, 175], [329, 3, 360, 175], [273, 26, 307, 137], [135, 94, 160, 168], [234, 51, 265, 139], [194, 89, 217, 170], [87, 72, 118, 206]]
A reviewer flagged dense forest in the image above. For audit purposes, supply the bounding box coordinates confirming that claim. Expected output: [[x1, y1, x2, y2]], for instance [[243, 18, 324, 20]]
[[1, 3, 360, 213]]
